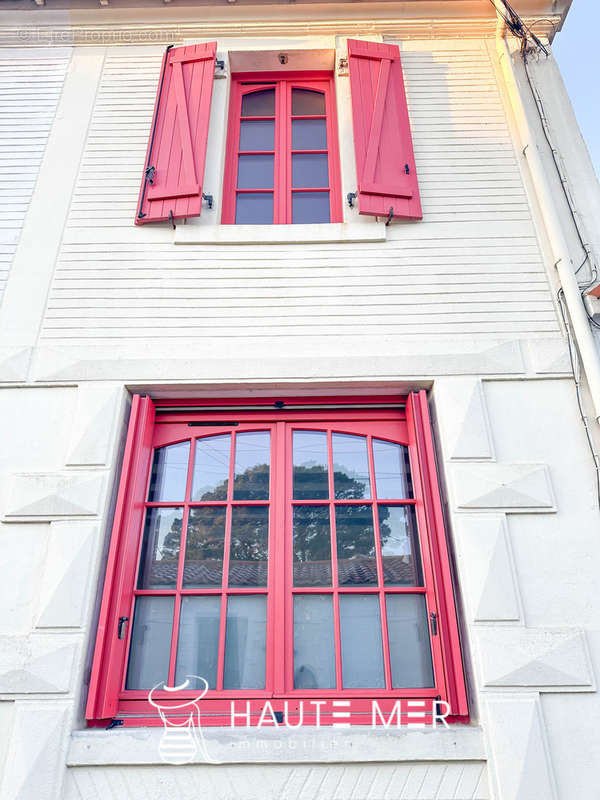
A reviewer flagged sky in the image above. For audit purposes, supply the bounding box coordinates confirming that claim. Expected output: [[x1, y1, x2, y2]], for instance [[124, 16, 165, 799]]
[[553, 0, 600, 179]]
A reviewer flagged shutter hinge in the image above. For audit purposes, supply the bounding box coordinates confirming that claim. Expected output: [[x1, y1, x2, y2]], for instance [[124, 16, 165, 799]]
[[144, 165, 156, 184], [429, 611, 438, 636], [347, 191, 357, 208], [105, 718, 124, 730], [169, 210, 176, 229], [404, 163, 410, 174], [215, 59, 225, 71]]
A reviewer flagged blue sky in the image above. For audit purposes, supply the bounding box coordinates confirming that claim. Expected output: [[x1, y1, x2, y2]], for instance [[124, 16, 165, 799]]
[[553, 0, 600, 178]]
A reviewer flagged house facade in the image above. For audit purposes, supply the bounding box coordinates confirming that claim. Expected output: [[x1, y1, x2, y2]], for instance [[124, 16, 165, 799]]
[[1, 1, 600, 798]]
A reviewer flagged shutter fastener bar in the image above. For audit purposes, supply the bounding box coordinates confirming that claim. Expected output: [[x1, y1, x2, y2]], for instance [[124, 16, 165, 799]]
[[144, 165, 156, 184]]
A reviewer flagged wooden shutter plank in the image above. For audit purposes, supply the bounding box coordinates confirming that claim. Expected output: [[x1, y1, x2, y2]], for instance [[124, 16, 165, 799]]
[[136, 42, 216, 224], [348, 39, 422, 219]]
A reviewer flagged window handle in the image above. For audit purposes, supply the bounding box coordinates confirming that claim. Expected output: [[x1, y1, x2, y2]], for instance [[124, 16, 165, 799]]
[[118, 616, 129, 639], [429, 611, 438, 636]]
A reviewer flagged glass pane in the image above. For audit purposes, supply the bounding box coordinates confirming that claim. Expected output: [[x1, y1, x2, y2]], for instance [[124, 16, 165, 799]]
[[293, 505, 331, 586], [293, 430, 329, 500], [242, 88, 275, 117], [191, 434, 230, 501], [378, 505, 423, 586], [175, 596, 221, 690], [292, 192, 330, 224], [126, 596, 175, 690], [240, 119, 274, 151], [294, 595, 335, 689], [229, 506, 269, 587], [233, 431, 270, 500], [183, 507, 226, 588], [292, 118, 327, 150], [292, 88, 325, 116], [292, 154, 328, 188], [223, 595, 267, 689], [148, 441, 190, 502], [137, 507, 183, 589], [238, 154, 273, 189], [339, 595, 385, 688], [236, 192, 273, 224], [386, 595, 434, 688], [373, 439, 413, 499], [332, 433, 371, 500], [335, 504, 378, 586]]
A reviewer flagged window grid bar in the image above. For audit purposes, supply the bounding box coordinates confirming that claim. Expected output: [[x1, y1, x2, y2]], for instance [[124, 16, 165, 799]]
[[216, 431, 237, 691], [326, 429, 343, 691]]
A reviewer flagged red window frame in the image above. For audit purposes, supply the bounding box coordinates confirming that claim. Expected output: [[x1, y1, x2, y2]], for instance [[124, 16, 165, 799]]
[[221, 72, 343, 225], [86, 394, 467, 727]]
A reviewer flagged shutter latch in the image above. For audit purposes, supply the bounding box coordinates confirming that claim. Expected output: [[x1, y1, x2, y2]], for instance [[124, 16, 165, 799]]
[[117, 616, 129, 639], [385, 207, 394, 226], [404, 163, 410, 174], [347, 192, 357, 208], [144, 165, 156, 184], [202, 193, 214, 210]]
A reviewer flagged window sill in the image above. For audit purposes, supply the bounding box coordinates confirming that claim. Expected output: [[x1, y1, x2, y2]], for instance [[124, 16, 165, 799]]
[[173, 222, 387, 245], [68, 724, 485, 766]]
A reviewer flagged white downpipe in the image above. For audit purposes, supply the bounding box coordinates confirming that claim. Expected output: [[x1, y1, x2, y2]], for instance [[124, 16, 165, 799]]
[[496, 37, 600, 423]]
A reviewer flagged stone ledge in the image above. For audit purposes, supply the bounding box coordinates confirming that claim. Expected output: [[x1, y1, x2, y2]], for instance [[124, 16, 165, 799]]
[[68, 725, 486, 766]]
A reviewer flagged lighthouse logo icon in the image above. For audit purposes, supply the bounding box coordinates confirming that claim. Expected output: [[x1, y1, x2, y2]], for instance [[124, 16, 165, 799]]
[[148, 676, 218, 765]]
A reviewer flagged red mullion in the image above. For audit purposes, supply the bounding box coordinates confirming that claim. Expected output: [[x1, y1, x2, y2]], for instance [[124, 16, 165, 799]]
[[367, 433, 393, 691], [240, 115, 275, 122], [166, 436, 197, 686], [272, 421, 286, 694], [283, 423, 296, 694], [291, 188, 330, 193], [215, 431, 236, 691], [291, 114, 326, 120], [290, 498, 417, 506], [406, 395, 447, 704], [279, 81, 289, 224], [237, 150, 275, 156], [326, 429, 343, 691], [291, 149, 328, 155], [290, 586, 425, 594], [236, 189, 273, 194]]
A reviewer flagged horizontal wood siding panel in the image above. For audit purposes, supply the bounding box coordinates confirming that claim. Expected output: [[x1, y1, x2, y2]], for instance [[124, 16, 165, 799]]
[[41, 42, 558, 344], [0, 54, 69, 307]]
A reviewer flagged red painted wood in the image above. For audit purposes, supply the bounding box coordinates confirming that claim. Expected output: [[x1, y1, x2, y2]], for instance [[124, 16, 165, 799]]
[[136, 42, 217, 225], [86, 395, 468, 725], [348, 39, 422, 220], [222, 73, 342, 224]]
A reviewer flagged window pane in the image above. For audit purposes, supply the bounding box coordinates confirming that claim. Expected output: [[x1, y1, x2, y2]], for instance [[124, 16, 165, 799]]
[[335, 504, 378, 586], [292, 88, 325, 116], [339, 595, 385, 688], [292, 192, 330, 224], [183, 507, 226, 588], [292, 118, 327, 150], [293, 430, 329, 499], [175, 596, 221, 690], [223, 595, 267, 689], [137, 507, 182, 589], [292, 154, 328, 188], [191, 434, 230, 501], [242, 88, 275, 117], [236, 192, 273, 224], [233, 431, 270, 500], [238, 154, 273, 189], [126, 596, 174, 690], [373, 439, 413, 499], [148, 441, 190, 502], [240, 119, 274, 151], [294, 595, 335, 689], [293, 505, 331, 586], [229, 506, 269, 587], [332, 433, 371, 499], [386, 595, 434, 688], [379, 505, 423, 586]]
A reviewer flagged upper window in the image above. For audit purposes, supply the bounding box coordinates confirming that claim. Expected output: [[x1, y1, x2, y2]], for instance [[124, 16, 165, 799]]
[[221, 75, 342, 225], [86, 394, 467, 726]]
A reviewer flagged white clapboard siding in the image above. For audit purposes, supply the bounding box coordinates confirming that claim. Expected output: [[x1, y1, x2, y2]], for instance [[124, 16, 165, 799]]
[[0, 53, 69, 307], [41, 42, 559, 343]]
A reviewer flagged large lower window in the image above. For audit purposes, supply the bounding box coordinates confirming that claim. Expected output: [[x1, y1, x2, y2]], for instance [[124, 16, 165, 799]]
[[86, 395, 467, 725], [221, 73, 342, 225]]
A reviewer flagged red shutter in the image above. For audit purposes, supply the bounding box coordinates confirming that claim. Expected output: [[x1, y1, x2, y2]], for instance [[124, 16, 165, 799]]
[[136, 42, 217, 225], [348, 39, 422, 220]]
